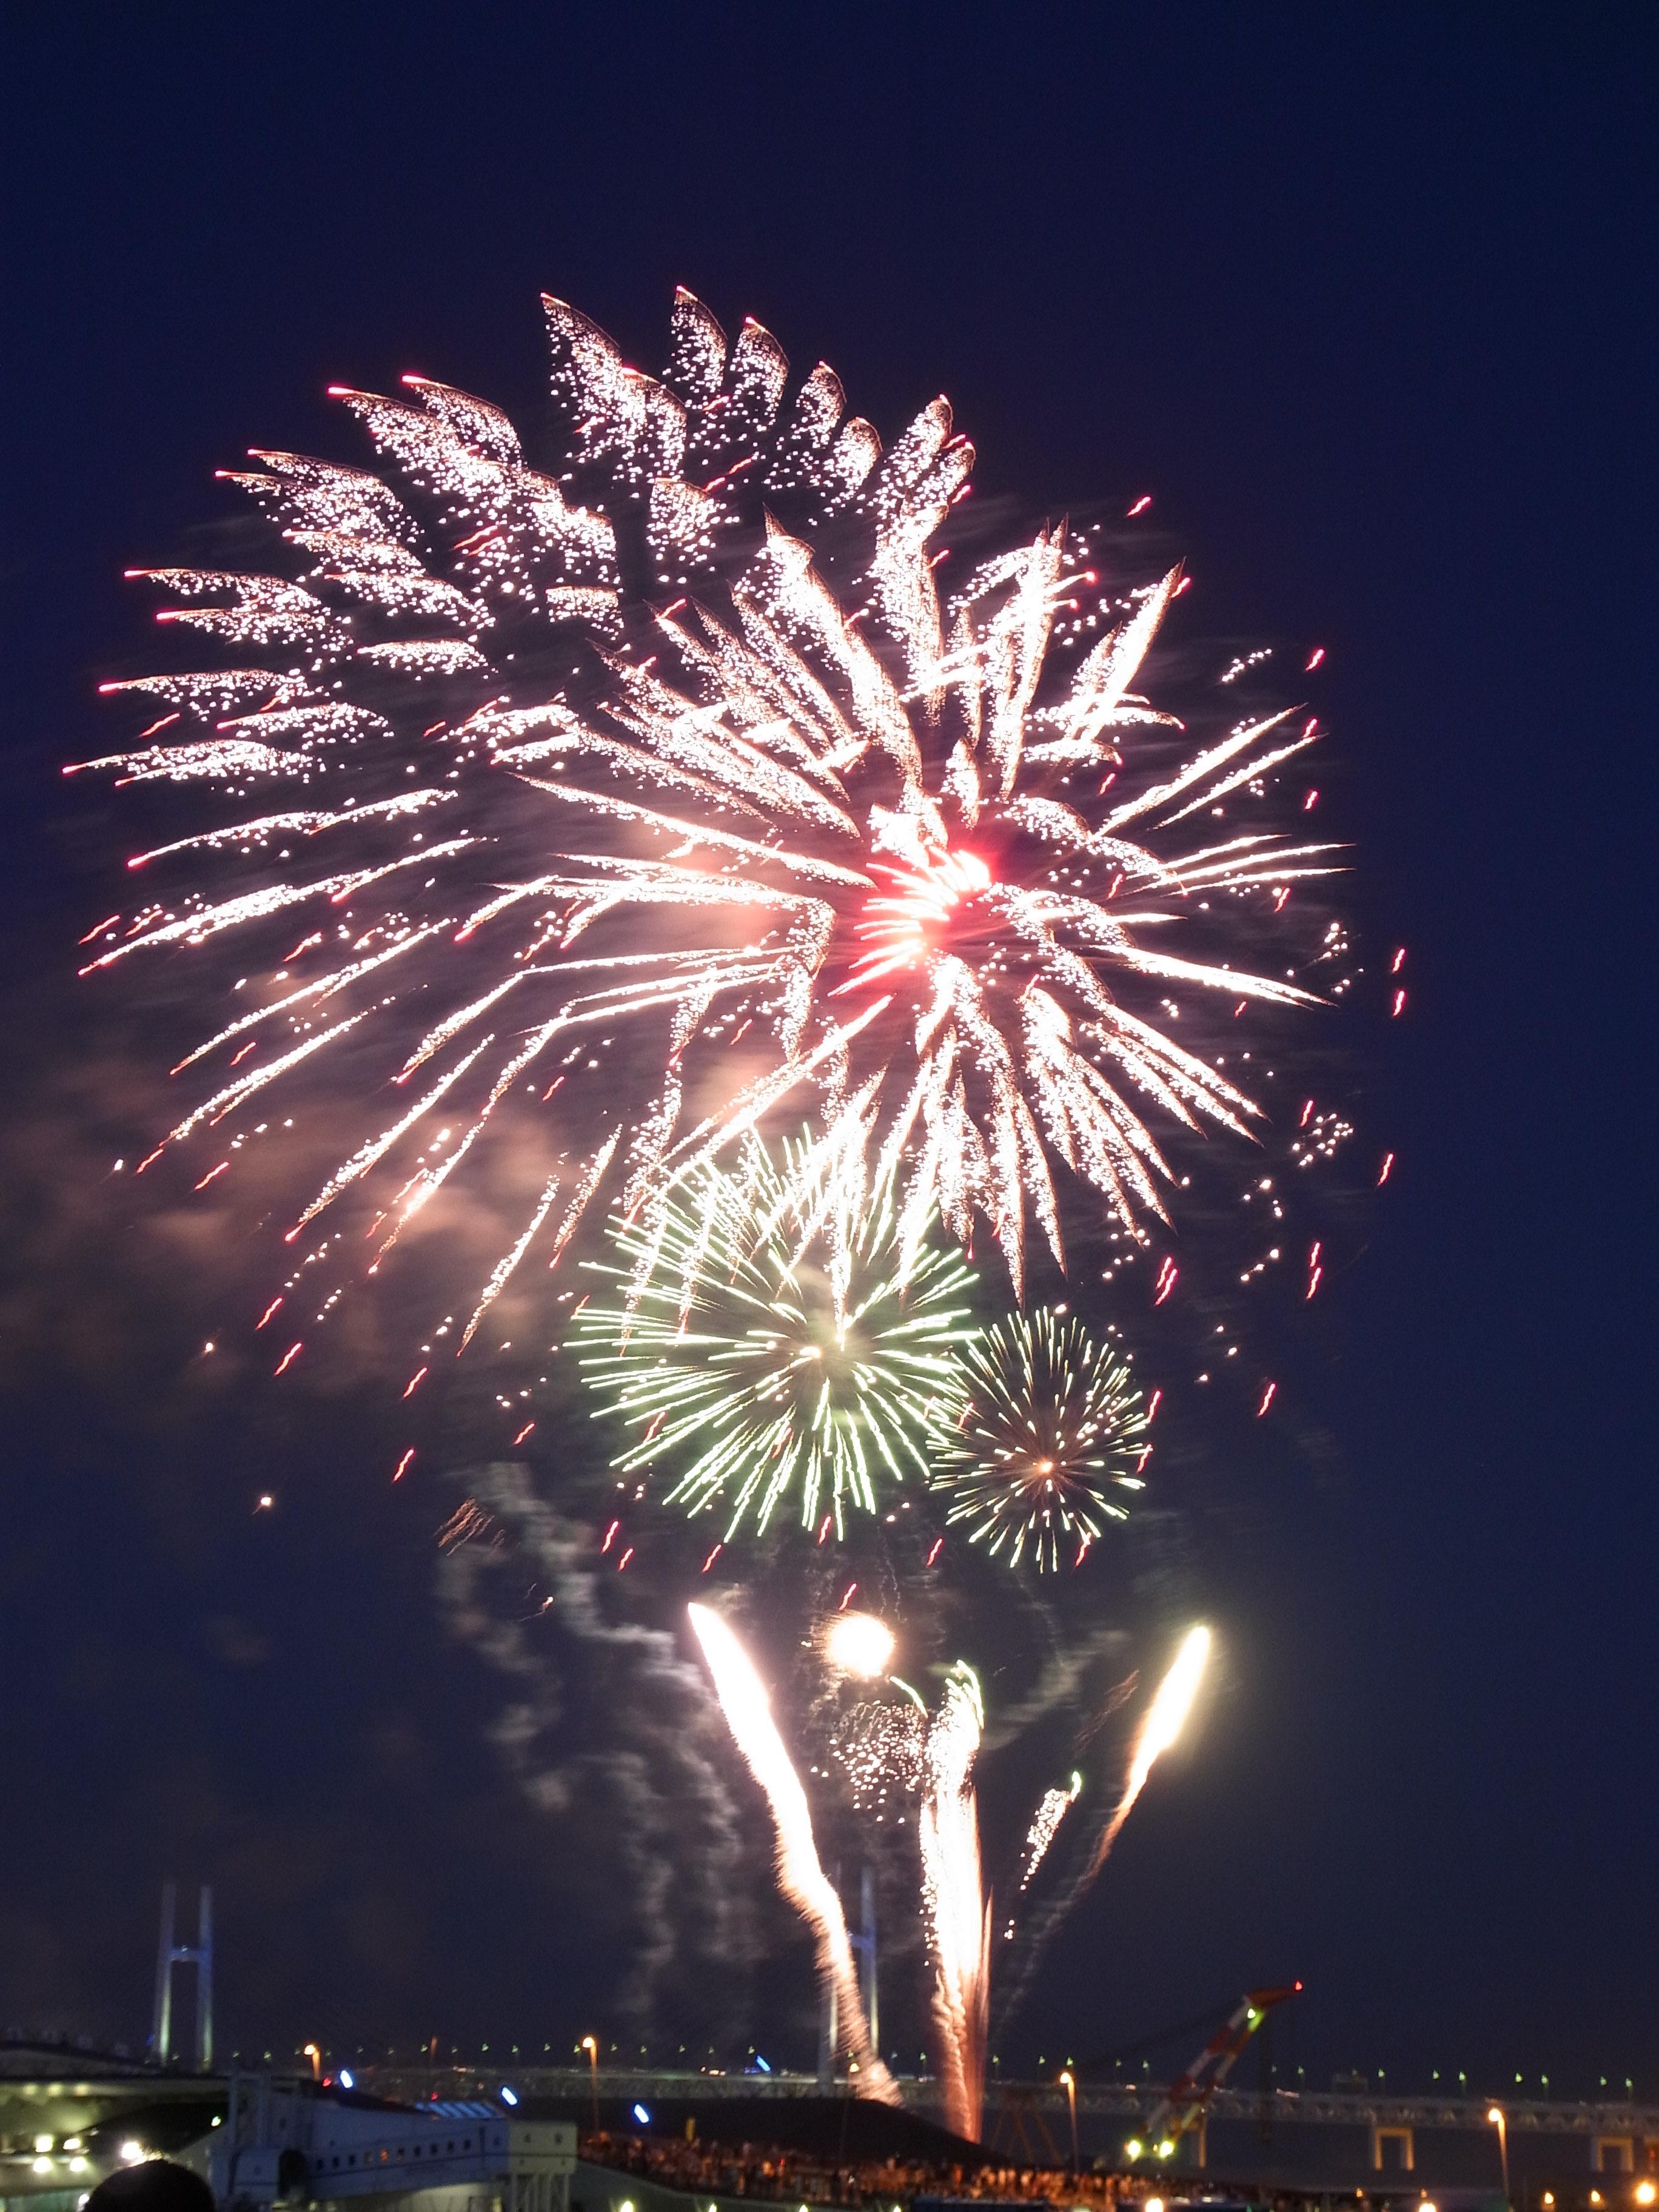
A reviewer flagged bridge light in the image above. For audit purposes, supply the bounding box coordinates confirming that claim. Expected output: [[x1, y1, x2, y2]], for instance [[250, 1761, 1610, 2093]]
[[632, 2105, 651, 2126], [1124, 2140, 1144, 2160], [501, 2088, 520, 2108], [1156, 2140, 1176, 2159]]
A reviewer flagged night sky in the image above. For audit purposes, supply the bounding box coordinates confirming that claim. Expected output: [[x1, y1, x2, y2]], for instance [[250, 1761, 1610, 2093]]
[[2, 5, 1655, 2097]]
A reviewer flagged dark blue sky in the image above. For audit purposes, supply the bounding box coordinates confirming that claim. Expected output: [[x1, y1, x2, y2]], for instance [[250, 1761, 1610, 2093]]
[[2, 4, 1655, 2093]]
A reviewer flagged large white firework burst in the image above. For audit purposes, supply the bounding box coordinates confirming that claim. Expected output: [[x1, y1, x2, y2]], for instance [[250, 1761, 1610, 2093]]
[[75, 288, 1342, 1359], [575, 1136, 977, 1539], [929, 1307, 1149, 1570]]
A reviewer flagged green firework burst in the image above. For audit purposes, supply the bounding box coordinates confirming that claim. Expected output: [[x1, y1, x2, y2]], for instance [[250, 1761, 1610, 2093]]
[[577, 1139, 979, 1541], [928, 1307, 1148, 1569]]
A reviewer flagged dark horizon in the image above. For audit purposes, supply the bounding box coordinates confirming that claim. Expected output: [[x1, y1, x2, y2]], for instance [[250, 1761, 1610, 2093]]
[[2, 5, 1655, 2098]]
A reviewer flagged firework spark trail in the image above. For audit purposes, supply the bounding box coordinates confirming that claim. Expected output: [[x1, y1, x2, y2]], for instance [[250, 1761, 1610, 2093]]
[[687, 1603, 899, 2105], [919, 1663, 991, 2143], [77, 287, 1350, 1373], [992, 1626, 1211, 2038], [1002, 1772, 1083, 1941], [579, 1136, 977, 1538]]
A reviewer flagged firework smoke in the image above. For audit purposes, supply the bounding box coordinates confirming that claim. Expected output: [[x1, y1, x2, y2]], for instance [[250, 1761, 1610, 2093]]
[[919, 1663, 991, 2142], [435, 1467, 755, 2025], [688, 1602, 899, 2103]]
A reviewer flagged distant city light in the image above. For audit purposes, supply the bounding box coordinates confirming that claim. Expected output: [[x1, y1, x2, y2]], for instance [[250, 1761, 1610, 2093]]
[[632, 2103, 651, 2125], [339, 2070, 355, 2090], [501, 2088, 519, 2108], [753, 2056, 772, 2074], [119, 2144, 144, 2165]]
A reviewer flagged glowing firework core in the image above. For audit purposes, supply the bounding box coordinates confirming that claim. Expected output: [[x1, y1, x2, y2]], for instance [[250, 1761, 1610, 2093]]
[[824, 1611, 896, 1679], [841, 848, 996, 995]]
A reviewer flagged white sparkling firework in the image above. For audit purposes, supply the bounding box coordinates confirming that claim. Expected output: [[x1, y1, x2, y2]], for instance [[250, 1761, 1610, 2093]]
[[79, 289, 1343, 1360], [1017, 1772, 1082, 1897], [826, 1698, 927, 1814], [687, 1603, 899, 2103], [919, 1663, 991, 2143]]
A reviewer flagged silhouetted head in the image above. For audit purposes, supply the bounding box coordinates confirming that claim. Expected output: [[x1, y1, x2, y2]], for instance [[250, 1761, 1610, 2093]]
[[85, 2160, 215, 2212]]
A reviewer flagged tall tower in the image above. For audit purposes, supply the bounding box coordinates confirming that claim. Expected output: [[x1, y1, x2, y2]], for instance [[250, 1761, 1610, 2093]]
[[152, 1882, 213, 2068], [817, 1865, 879, 2089], [854, 1864, 879, 2056]]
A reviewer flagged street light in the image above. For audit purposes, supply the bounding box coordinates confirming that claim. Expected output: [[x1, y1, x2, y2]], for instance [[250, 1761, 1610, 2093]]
[[580, 2036, 600, 2136], [1487, 2107, 1509, 2205], [1057, 2070, 1078, 2174], [303, 2044, 321, 2082]]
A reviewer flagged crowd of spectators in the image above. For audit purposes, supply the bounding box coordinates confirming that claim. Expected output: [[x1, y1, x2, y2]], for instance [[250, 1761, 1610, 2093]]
[[579, 2130, 1168, 2211]]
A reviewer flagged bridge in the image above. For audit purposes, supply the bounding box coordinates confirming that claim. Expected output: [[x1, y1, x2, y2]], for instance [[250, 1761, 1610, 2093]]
[[357, 2065, 1659, 2200]]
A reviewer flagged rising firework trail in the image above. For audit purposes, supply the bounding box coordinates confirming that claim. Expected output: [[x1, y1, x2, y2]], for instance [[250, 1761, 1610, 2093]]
[[75, 289, 1348, 1388], [686, 1603, 898, 2103], [919, 1663, 991, 2143], [1000, 1770, 1084, 1942], [578, 1136, 977, 1540], [1084, 1622, 1212, 1882], [992, 1624, 1212, 2037]]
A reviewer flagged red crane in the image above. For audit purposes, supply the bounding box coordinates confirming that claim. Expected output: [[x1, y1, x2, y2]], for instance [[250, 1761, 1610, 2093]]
[[1124, 1982, 1304, 2164]]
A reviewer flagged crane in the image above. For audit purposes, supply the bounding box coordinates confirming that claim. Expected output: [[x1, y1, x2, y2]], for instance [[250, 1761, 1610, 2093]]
[[1122, 1982, 1304, 2165]]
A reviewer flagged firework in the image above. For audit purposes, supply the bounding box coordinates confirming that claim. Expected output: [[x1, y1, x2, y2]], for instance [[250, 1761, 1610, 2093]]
[[826, 1698, 927, 1814], [1084, 1622, 1211, 1881], [78, 288, 1344, 1372], [686, 1603, 898, 2103], [577, 1137, 976, 1538], [919, 1663, 991, 2142], [1014, 1771, 1082, 1899], [930, 1307, 1148, 1569], [992, 1625, 1212, 2037]]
